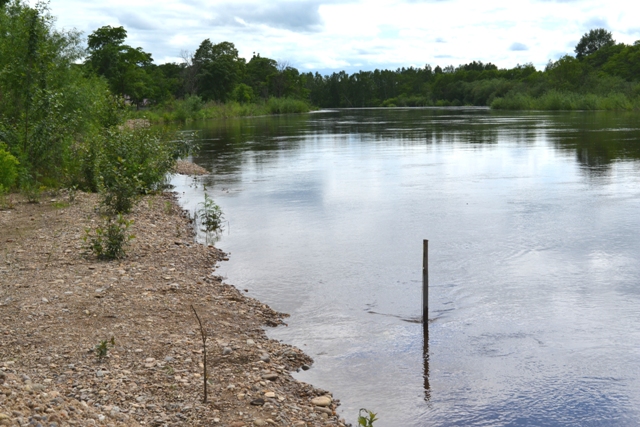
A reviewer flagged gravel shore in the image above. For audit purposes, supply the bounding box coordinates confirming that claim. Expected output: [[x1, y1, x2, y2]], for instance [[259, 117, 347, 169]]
[[0, 187, 345, 427]]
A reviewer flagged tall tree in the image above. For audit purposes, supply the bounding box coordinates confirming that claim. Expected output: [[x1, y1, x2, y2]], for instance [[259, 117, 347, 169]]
[[575, 28, 615, 59], [86, 25, 156, 107], [193, 39, 245, 102]]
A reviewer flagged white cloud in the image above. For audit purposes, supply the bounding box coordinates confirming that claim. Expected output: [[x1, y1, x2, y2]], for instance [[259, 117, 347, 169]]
[[45, 0, 640, 73]]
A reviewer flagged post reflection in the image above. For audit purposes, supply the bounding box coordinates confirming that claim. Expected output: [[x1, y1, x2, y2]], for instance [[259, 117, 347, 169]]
[[423, 320, 431, 401]]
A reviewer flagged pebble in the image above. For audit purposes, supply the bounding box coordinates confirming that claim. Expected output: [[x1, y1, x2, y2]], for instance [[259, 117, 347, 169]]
[[311, 396, 332, 407], [250, 398, 265, 406], [0, 193, 343, 427], [261, 373, 278, 381]]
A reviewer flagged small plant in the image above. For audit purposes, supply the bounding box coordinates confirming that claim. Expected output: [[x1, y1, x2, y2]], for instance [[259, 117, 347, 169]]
[[0, 185, 14, 210], [22, 183, 43, 203], [67, 185, 78, 203], [358, 409, 379, 427], [197, 193, 224, 234], [95, 337, 115, 359], [0, 145, 19, 190], [83, 214, 135, 260]]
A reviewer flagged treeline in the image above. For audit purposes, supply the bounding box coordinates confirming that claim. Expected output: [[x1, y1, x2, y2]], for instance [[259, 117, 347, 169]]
[[306, 29, 640, 110], [82, 26, 310, 110], [90, 24, 640, 112]]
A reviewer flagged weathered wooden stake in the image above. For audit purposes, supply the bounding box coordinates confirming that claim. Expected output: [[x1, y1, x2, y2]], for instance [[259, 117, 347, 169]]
[[423, 239, 428, 322], [191, 304, 208, 403]]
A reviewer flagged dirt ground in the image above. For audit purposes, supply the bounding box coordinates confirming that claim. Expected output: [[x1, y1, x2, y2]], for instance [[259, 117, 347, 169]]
[[0, 187, 345, 427]]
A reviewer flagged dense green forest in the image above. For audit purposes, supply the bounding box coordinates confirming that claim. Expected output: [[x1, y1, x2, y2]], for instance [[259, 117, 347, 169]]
[[2, 0, 640, 194], [82, 25, 640, 112], [77, 24, 640, 112]]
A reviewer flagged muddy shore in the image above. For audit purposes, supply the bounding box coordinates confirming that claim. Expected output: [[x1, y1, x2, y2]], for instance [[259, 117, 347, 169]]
[[0, 187, 346, 426]]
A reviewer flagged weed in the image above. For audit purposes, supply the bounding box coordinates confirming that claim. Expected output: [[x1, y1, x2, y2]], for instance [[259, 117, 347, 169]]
[[67, 185, 78, 203], [22, 183, 43, 203], [83, 214, 135, 260], [0, 185, 14, 210], [95, 337, 115, 359], [358, 409, 379, 427], [197, 193, 224, 234]]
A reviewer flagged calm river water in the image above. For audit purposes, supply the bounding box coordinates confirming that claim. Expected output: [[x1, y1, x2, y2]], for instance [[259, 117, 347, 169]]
[[172, 108, 640, 426]]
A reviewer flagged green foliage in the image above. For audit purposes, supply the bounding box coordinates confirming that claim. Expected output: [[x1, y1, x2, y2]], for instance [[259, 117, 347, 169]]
[[0, 1, 126, 189], [194, 40, 245, 102], [233, 83, 254, 104], [197, 193, 224, 233], [491, 90, 636, 111], [83, 214, 135, 260], [358, 409, 379, 427], [265, 97, 312, 114], [0, 145, 19, 189], [96, 127, 176, 214], [127, 98, 312, 124], [95, 337, 115, 359], [85, 26, 160, 107], [575, 28, 615, 60], [0, 185, 14, 210], [22, 182, 43, 203]]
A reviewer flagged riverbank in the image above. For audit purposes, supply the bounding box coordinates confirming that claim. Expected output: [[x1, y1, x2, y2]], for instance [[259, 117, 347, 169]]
[[0, 188, 346, 426], [127, 97, 313, 124]]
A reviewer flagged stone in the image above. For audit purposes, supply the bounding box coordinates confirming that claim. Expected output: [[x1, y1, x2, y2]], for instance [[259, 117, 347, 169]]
[[261, 373, 278, 381], [223, 347, 233, 355], [250, 398, 265, 406], [301, 364, 310, 371], [260, 353, 270, 363], [311, 396, 332, 407], [254, 419, 266, 426], [264, 392, 276, 398], [246, 339, 255, 345]]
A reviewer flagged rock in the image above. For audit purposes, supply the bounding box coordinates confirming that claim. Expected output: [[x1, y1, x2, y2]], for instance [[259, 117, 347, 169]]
[[315, 406, 333, 415], [260, 353, 270, 363], [250, 398, 265, 406], [246, 339, 255, 345], [264, 392, 276, 398], [301, 364, 310, 371], [261, 373, 278, 381], [311, 396, 332, 407], [223, 347, 233, 355], [254, 419, 266, 426]]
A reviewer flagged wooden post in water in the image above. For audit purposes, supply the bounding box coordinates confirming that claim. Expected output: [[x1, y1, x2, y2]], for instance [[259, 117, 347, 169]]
[[423, 239, 428, 322]]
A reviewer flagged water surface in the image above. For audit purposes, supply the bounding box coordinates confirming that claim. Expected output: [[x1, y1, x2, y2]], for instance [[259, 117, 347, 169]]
[[173, 108, 640, 426]]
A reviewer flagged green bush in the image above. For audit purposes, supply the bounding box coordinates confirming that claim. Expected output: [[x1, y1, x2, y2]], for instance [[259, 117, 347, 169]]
[[83, 214, 135, 260], [197, 193, 224, 233], [0, 145, 19, 189], [96, 127, 176, 214]]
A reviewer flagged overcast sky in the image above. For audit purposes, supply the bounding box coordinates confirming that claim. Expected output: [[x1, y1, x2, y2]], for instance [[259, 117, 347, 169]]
[[45, 0, 640, 74]]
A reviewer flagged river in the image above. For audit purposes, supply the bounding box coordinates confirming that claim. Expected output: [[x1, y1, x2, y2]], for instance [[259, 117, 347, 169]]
[[172, 108, 640, 426]]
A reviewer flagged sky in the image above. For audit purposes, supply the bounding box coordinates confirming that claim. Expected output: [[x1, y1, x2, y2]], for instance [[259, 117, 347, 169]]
[[44, 0, 640, 74]]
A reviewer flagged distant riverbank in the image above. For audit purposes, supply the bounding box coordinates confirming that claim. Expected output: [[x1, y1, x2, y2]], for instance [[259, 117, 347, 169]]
[[127, 96, 314, 124]]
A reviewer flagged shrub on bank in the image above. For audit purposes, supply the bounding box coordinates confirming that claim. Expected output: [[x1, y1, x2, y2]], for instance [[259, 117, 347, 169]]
[[127, 97, 313, 123], [491, 90, 638, 110], [0, 144, 19, 190]]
